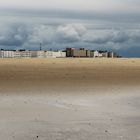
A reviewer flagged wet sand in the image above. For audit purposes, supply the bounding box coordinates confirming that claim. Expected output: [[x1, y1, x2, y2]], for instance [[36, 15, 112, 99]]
[[0, 58, 140, 140]]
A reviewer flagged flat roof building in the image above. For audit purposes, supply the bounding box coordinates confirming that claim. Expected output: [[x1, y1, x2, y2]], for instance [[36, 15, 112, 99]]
[[66, 48, 90, 57], [0, 48, 119, 58]]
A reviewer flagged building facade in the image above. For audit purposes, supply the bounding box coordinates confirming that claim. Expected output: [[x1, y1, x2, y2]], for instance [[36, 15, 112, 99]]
[[66, 48, 90, 57], [45, 51, 65, 58], [90, 50, 99, 58], [66, 48, 119, 58], [0, 48, 119, 58], [0, 50, 14, 58]]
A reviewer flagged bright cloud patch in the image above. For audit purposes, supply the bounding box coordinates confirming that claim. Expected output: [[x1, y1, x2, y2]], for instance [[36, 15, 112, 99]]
[[55, 24, 87, 43]]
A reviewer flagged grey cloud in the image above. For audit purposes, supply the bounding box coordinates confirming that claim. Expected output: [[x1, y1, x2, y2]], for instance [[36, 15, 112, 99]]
[[55, 24, 86, 43], [83, 31, 112, 44], [0, 22, 140, 57], [28, 25, 54, 44], [83, 29, 140, 46], [0, 23, 55, 49], [0, 24, 28, 46]]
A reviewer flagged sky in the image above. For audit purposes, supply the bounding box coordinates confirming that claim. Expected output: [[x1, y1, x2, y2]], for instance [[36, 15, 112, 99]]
[[0, 0, 140, 57]]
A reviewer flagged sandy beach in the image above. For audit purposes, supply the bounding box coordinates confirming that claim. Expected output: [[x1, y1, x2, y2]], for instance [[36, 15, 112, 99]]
[[0, 58, 140, 94], [0, 58, 140, 140]]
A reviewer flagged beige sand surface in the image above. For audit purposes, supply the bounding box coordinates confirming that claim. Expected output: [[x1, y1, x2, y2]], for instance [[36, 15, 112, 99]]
[[0, 58, 140, 140], [0, 58, 140, 94]]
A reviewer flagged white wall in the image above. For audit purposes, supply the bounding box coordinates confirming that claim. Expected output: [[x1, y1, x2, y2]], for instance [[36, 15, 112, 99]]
[[1, 51, 14, 58], [13, 51, 21, 58], [0, 50, 66, 58], [21, 51, 31, 58], [45, 51, 53, 58], [94, 51, 99, 58], [46, 51, 66, 58], [37, 51, 45, 58]]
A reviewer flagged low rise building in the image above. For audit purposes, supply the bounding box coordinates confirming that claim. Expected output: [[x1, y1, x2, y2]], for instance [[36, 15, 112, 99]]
[[90, 50, 99, 58], [37, 51, 45, 58], [30, 51, 38, 58], [0, 50, 14, 58], [66, 48, 90, 57], [13, 50, 31, 58], [0, 48, 119, 58], [98, 51, 108, 58], [45, 51, 66, 58], [13, 51, 21, 58], [66, 48, 75, 57], [21, 50, 31, 58]]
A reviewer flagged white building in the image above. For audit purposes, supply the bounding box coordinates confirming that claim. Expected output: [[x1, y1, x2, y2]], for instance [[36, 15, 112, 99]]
[[13, 51, 21, 58], [0, 49, 117, 58], [37, 51, 45, 58], [45, 51, 66, 58], [98, 51, 108, 58], [60, 51, 66, 58], [90, 50, 99, 58], [0, 50, 14, 58], [98, 53, 103, 57], [0, 50, 66, 58], [21, 51, 31, 58], [13, 50, 31, 58], [45, 51, 53, 58], [93, 51, 99, 58], [53, 51, 66, 58]]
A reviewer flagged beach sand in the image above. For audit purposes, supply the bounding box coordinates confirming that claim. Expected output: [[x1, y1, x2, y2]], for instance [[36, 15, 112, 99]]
[[0, 58, 140, 140]]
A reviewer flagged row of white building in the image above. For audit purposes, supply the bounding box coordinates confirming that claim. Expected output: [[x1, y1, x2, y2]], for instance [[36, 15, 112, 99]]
[[0, 50, 66, 58], [0, 48, 119, 58]]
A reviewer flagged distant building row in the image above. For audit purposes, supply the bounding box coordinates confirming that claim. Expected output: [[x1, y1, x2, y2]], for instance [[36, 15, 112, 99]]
[[0, 48, 119, 58], [0, 50, 66, 58], [66, 48, 119, 58]]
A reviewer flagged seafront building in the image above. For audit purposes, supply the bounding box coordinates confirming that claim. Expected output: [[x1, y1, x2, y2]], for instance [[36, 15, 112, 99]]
[[0, 49, 66, 58], [66, 48, 90, 57], [0, 48, 119, 58], [66, 48, 119, 58]]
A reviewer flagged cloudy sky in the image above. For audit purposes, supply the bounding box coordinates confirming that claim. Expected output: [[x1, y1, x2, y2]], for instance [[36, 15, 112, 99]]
[[0, 0, 140, 57]]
